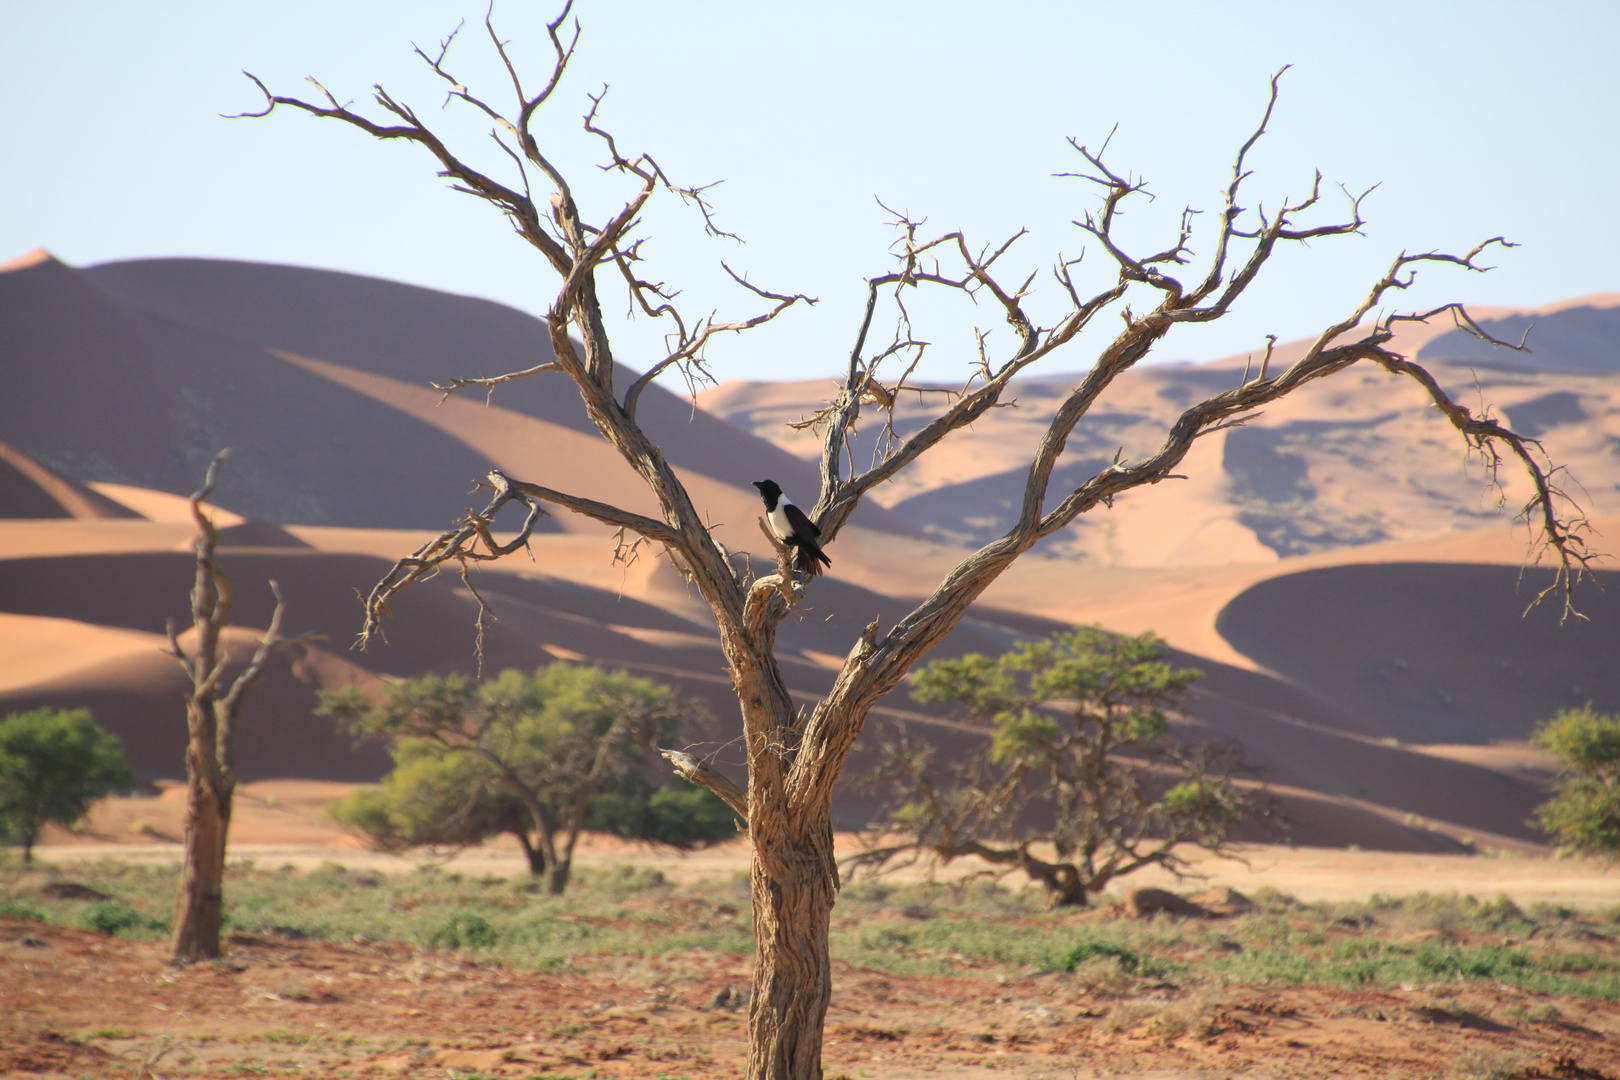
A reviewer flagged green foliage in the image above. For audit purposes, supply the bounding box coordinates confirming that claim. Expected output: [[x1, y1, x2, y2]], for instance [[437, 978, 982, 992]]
[[0, 708, 134, 860], [1062, 938, 1144, 973], [1530, 706, 1620, 862], [0, 897, 45, 920], [321, 663, 734, 887], [867, 625, 1264, 904], [1532, 705, 1620, 773], [429, 912, 498, 949], [588, 785, 739, 848], [328, 743, 524, 854], [81, 899, 163, 937]]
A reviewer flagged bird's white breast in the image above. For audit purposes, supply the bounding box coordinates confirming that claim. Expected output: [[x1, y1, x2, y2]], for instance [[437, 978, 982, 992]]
[[768, 501, 793, 541]]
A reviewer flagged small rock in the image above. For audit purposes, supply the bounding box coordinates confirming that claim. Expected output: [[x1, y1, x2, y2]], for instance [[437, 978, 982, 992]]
[[709, 985, 748, 1010], [1124, 888, 1207, 919]]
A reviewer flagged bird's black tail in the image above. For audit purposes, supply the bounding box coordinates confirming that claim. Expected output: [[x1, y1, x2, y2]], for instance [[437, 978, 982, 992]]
[[794, 545, 831, 578]]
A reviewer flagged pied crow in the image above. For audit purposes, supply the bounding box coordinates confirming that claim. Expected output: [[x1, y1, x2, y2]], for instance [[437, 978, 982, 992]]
[[752, 479, 831, 578]]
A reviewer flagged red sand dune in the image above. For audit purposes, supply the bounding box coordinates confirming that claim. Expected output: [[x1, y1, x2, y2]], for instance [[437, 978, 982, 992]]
[[698, 295, 1620, 566], [3, 251, 1616, 854], [0, 441, 136, 520]]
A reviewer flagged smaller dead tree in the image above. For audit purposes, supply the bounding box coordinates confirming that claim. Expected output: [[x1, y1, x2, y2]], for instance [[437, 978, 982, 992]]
[[168, 454, 292, 962], [852, 626, 1273, 906]]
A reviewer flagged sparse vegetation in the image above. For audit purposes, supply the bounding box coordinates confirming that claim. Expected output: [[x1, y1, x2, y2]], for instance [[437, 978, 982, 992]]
[[3, 857, 1618, 1002]]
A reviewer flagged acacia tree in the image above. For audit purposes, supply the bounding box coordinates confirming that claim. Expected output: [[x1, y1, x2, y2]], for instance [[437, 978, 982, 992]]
[[852, 627, 1272, 907], [168, 455, 294, 963], [320, 662, 730, 892], [1529, 706, 1620, 863], [240, 10, 1594, 1077], [0, 707, 132, 864]]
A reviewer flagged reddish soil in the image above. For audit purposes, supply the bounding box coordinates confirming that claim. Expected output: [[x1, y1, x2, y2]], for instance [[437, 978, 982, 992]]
[[3, 917, 1617, 1079]]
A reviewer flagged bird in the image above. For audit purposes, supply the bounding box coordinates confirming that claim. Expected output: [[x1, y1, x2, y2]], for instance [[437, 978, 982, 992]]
[[752, 479, 831, 578]]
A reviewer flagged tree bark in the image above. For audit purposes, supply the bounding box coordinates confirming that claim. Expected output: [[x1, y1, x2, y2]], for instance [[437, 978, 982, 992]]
[[166, 455, 288, 964], [1022, 856, 1087, 908], [932, 839, 1091, 908], [513, 829, 547, 877], [748, 820, 838, 1080], [547, 857, 572, 895], [172, 703, 233, 961]]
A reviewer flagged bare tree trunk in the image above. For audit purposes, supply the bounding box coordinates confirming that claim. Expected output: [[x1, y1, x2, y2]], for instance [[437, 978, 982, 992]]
[[1023, 857, 1087, 908], [172, 716, 233, 960], [546, 858, 572, 895], [166, 454, 289, 964], [748, 822, 838, 1080], [513, 829, 547, 877]]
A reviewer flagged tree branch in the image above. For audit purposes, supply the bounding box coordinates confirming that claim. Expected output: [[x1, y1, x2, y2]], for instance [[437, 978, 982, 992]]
[[358, 468, 679, 654], [660, 748, 748, 826]]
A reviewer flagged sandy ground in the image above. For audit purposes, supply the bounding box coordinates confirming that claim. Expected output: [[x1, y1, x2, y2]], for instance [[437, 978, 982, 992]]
[[6, 916, 1618, 1080]]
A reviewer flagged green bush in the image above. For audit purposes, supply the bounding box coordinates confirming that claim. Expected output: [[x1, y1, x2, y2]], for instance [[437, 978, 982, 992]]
[[0, 897, 46, 921], [322, 663, 729, 892], [1530, 706, 1620, 862], [1063, 938, 1143, 973], [0, 707, 134, 862], [82, 900, 156, 937], [429, 913, 497, 949]]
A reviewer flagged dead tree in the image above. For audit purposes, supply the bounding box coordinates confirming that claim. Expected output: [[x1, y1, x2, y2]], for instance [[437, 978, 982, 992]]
[[167, 454, 291, 963], [240, 11, 1596, 1077]]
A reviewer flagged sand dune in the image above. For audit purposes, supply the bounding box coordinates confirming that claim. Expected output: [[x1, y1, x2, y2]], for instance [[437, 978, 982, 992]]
[[698, 295, 1620, 566], [0, 615, 164, 694], [0, 255, 495, 528], [86, 483, 245, 528], [0, 441, 136, 520], [1216, 561, 1619, 744], [72, 254, 917, 541], [5, 252, 1617, 855]]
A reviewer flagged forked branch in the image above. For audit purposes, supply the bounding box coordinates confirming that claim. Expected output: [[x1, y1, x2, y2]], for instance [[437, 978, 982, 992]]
[[358, 468, 679, 653], [166, 454, 299, 735]]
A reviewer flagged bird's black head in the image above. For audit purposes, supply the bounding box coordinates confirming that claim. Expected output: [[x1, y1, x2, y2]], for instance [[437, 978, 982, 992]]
[[752, 479, 782, 501]]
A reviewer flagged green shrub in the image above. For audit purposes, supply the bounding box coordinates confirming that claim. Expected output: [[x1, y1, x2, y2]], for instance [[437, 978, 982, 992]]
[[0, 896, 46, 921], [82, 901, 154, 936], [1063, 938, 1142, 973], [429, 913, 497, 949], [0, 707, 133, 863]]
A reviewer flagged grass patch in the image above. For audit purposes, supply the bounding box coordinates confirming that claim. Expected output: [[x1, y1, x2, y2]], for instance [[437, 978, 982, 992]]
[[2, 856, 1617, 1000]]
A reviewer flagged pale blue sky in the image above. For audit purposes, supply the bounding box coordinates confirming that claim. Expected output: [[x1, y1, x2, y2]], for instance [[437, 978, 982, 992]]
[[5, 2, 1616, 385]]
